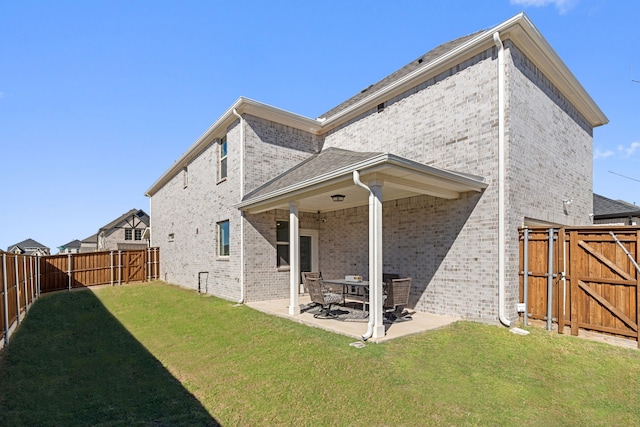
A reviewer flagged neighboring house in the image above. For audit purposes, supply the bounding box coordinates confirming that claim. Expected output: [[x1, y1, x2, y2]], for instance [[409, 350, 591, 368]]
[[145, 13, 607, 338], [76, 209, 151, 252], [97, 209, 150, 251], [593, 193, 639, 226], [57, 239, 82, 254], [79, 234, 98, 253], [7, 238, 50, 256]]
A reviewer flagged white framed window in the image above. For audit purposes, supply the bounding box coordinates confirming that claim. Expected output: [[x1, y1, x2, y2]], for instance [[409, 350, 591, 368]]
[[276, 220, 289, 268], [218, 136, 227, 181], [168, 233, 175, 242], [134, 229, 142, 240], [125, 229, 133, 240], [218, 220, 229, 257]]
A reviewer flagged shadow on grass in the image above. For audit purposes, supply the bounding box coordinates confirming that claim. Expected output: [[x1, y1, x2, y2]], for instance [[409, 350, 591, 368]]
[[0, 290, 219, 426]]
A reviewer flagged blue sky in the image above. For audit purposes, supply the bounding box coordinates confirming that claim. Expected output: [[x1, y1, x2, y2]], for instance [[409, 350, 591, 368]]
[[1, 0, 639, 252]]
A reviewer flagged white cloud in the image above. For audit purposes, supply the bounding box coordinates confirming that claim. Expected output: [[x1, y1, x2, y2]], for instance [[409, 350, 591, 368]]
[[593, 148, 614, 159], [596, 142, 640, 160], [510, 0, 578, 14], [618, 141, 640, 158]]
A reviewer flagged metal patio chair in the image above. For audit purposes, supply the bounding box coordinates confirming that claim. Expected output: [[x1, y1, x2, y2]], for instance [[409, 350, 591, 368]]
[[383, 277, 412, 321], [306, 277, 344, 319], [301, 271, 322, 294]]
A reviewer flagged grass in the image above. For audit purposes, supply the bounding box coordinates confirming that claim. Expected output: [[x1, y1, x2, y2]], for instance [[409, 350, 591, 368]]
[[1, 281, 639, 426]]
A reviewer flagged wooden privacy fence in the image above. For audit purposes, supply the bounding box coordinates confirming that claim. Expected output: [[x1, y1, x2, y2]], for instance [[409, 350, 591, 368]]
[[520, 227, 639, 348], [0, 252, 39, 348], [40, 248, 160, 293], [1, 248, 159, 347]]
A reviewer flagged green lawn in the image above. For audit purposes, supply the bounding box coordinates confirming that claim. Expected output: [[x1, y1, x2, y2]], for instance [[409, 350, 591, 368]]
[[1, 281, 639, 426]]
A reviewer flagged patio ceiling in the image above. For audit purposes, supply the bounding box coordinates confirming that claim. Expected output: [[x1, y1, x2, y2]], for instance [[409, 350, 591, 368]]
[[237, 148, 487, 214]]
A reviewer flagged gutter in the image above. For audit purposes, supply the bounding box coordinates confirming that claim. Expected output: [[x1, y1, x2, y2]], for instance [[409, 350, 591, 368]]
[[493, 32, 512, 327], [232, 108, 246, 305], [352, 170, 376, 341]]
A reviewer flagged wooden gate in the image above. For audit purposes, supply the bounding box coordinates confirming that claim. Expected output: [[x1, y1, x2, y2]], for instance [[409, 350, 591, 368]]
[[520, 227, 639, 347]]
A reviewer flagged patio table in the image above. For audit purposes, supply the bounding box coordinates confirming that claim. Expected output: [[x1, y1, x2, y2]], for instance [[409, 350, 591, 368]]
[[322, 279, 370, 317]]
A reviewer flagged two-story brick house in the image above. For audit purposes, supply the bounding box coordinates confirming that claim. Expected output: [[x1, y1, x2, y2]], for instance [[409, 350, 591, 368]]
[[145, 13, 607, 339]]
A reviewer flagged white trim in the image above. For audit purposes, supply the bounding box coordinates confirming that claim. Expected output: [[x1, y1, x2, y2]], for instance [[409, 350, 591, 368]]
[[288, 203, 300, 315], [299, 229, 319, 274]]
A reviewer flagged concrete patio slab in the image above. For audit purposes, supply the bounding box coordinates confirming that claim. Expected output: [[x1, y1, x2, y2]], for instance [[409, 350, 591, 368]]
[[246, 295, 458, 343]]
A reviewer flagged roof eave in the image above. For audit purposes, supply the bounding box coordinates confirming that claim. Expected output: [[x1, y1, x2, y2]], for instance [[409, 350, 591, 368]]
[[145, 97, 323, 197]]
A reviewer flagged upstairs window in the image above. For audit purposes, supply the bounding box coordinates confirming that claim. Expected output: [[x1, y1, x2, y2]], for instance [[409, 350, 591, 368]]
[[219, 136, 228, 181], [134, 229, 142, 240], [125, 229, 133, 240]]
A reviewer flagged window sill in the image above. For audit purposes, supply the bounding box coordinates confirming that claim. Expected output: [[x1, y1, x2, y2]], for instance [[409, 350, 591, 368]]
[[277, 266, 290, 272], [216, 177, 227, 185], [217, 256, 230, 261]]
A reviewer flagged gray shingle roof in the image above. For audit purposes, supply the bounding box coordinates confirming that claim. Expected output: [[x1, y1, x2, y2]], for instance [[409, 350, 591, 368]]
[[593, 193, 639, 217], [318, 30, 484, 120], [7, 238, 49, 252], [242, 148, 384, 201], [59, 239, 81, 249]]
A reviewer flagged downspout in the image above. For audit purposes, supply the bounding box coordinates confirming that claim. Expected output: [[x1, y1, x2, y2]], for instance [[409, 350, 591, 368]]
[[353, 170, 375, 341], [493, 32, 512, 327], [233, 108, 246, 304]]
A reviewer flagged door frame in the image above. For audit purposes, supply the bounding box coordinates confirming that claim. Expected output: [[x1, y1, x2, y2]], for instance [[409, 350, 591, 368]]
[[299, 229, 318, 293]]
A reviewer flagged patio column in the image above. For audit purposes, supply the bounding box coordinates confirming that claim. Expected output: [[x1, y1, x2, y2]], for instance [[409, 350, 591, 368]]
[[369, 179, 385, 339], [288, 202, 301, 315]]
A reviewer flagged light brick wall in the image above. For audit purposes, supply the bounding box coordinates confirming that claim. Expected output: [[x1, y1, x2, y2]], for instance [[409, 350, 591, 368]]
[[151, 115, 321, 301], [243, 115, 321, 195], [243, 210, 319, 301], [321, 48, 504, 322], [150, 41, 596, 324], [317, 44, 594, 323], [151, 123, 243, 300]]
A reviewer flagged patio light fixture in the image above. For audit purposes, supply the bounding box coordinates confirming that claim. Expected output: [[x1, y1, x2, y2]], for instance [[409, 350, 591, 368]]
[[331, 194, 346, 202]]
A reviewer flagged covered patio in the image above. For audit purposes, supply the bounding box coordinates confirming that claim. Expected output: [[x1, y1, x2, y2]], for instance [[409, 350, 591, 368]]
[[238, 148, 487, 340], [246, 294, 459, 343]]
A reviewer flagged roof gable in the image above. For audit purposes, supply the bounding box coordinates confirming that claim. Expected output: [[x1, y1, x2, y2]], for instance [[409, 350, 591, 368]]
[[319, 31, 484, 119], [99, 209, 150, 236]]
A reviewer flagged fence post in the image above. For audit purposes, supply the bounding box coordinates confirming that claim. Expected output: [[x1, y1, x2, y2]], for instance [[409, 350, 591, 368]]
[[67, 253, 72, 291], [546, 228, 555, 331], [29, 256, 35, 304], [523, 228, 529, 326], [569, 230, 579, 336], [36, 255, 41, 298], [155, 247, 158, 280], [557, 228, 566, 334], [637, 230, 640, 349], [110, 251, 114, 286], [118, 250, 122, 285], [2, 254, 9, 345], [22, 256, 28, 312], [14, 255, 20, 326]]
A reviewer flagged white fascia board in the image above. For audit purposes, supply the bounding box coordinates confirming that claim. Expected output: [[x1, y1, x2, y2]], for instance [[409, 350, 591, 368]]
[[318, 12, 607, 130], [145, 97, 322, 197]]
